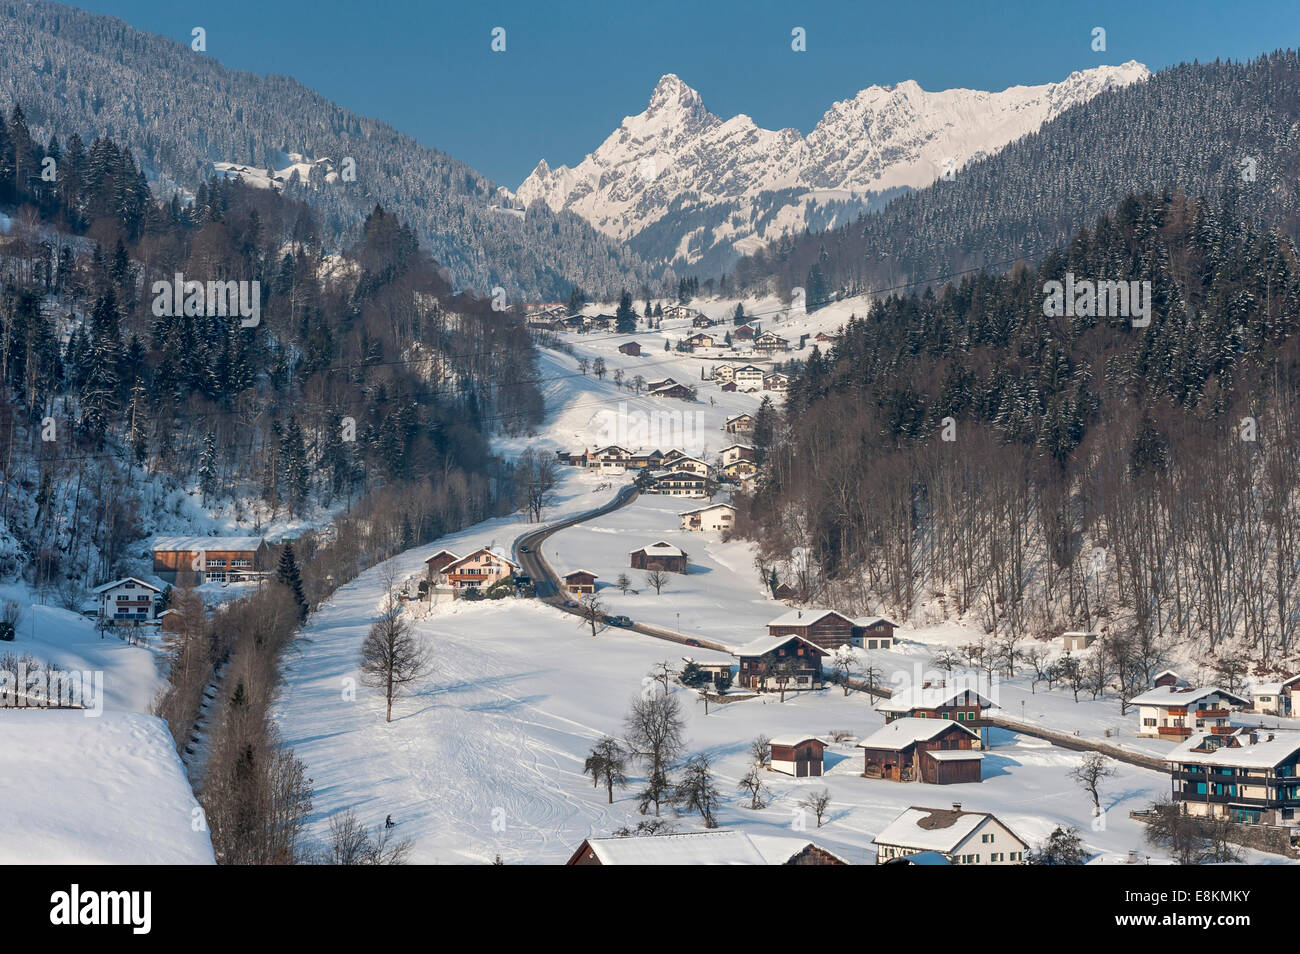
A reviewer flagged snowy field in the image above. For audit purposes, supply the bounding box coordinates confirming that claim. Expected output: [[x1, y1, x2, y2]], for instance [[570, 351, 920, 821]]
[[0, 709, 214, 864], [0, 583, 216, 863], [269, 295, 1298, 865]]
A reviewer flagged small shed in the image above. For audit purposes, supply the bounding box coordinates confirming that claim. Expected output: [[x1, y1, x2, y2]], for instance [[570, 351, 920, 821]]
[[770, 736, 826, 777], [618, 341, 642, 356], [1062, 631, 1097, 651]]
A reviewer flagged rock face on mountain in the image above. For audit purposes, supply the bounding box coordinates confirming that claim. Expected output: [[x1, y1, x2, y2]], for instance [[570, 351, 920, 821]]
[[516, 64, 1150, 272]]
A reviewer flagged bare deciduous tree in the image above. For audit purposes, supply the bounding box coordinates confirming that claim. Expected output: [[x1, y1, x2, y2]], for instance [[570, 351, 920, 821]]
[[360, 587, 430, 723], [1070, 753, 1115, 816], [624, 692, 685, 816]]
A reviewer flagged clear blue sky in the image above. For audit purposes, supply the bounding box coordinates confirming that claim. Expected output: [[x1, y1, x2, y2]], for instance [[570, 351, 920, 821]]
[[73, 0, 1296, 187]]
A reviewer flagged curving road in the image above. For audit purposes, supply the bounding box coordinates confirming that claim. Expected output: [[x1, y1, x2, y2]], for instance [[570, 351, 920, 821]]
[[511, 483, 732, 655]]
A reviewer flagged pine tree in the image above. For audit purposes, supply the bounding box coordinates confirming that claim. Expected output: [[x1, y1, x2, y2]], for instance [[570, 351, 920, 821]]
[[277, 543, 308, 621]]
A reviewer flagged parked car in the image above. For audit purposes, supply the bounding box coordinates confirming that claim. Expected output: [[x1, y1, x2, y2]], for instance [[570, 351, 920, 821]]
[[684, 638, 702, 647], [562, 599, 578, 608], [606, 615, 633, 627]]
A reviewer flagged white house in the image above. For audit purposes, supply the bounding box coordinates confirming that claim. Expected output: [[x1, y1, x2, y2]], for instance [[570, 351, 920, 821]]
[[567, 829, 846, 865], [718, 443, 754, 466], [1253, 676, 1300, 717], [668, 455, 713, 477], [1129, 685, 1251, 739], [680, 503, 736, 532], [733, 364, 766, 391], [94, 578, 162, 626], [873, 805, 1028, 865]]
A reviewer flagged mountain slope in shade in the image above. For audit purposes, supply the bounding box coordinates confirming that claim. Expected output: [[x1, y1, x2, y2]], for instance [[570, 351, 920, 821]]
[[516, 64, 1149, 272], [0, 0, 647, 300]]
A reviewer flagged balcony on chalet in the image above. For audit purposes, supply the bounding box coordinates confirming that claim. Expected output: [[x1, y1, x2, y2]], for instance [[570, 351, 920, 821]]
[[1157, 725, 1192, 737], [1196, 708, 1230, 719]]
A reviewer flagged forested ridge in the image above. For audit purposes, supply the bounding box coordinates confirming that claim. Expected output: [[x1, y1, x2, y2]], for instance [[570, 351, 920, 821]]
[[745, 188, 1300, 677], [0, 101, 542, 591], [0, 0, 648, 299], [731, 50, 1300, 307]]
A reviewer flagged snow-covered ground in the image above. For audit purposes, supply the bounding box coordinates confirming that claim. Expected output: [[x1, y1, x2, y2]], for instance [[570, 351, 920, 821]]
[[271, 312, 1283, 865], [0, 580, 217, 863], [0, 709, 213, 864]]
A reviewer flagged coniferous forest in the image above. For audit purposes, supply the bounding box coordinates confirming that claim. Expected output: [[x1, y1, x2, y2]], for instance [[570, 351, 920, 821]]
[[744, 188, 1300, 684]]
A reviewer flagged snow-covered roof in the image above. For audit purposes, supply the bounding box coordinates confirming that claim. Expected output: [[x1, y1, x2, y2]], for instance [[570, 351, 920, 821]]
[[580, 830, 767, 865], [92, 577, 161, 595], [769, 735, 825, 748], [873, 807, 1010, 853], [876, 684, 996, 714], [746, 835, 849, 866], [445, 547, 519, 571], [1127, 685, 1249, 708], [1252, 674, 1300, 695], [856, 718, 978, 751], [925, 749, 984, 762], [731, 634, 830, 658], [854, 616, 897, 629], [563, 569, 599, 579], [1166, 728, 1300, 769], [152, 535, 264, 552], [632, 542, 684, 557], [681, 503, 735, 516], [767, 608, 851, 628]]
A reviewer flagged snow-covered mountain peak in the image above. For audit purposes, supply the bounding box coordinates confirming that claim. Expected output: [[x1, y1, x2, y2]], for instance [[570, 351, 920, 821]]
[[517, 63, 1150, 269]]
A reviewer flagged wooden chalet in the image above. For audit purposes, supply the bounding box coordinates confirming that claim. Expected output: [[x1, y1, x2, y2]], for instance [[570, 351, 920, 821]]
[[424, 549, 461, 582], [857, 719, 983, 784], [442, 547, 518, 592], [684, 332, 716, 349], [763, 371, 789, 392], [732, 323, 756, 342], [650, 382, 695, 401], [767, 609, 855, 651], [723, 459, 758, 480], [754, 331, 789, 353], [875, 682, 996, 725], [692, 314, 714, 328], [630, 542, 688, 573], [770, 736, 825, 777], [647, 471, 713, 498], [618, 341, 643, 356], [852, 616, 897, 649], [723, 413, 756, 435], [563, 570, 598, 595], [719, 443, 754, 465], [711, 364, 737, 384], [734, 634, 828, 692], [667, 455, 712, 477]]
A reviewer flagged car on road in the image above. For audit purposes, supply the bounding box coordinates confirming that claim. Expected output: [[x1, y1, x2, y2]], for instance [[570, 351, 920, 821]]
[[606, 615, 633, 628], [684, 638, 702, 647], [519, 544, 530, 552], [562, 599, 578, 608]]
